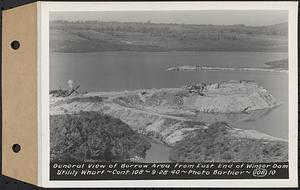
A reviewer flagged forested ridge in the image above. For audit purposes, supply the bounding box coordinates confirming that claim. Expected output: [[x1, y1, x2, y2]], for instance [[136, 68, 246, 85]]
[[50, 20, 288, 52]]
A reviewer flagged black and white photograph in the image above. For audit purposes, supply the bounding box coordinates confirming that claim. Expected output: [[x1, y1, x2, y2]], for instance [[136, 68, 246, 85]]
[[43, 2, 298, 185], [1, 1, 298, 188], [49, 9, 289, 163], [50, 10, 288, 162]]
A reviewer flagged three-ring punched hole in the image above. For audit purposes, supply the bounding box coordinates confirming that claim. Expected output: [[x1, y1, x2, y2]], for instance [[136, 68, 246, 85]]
[[11, 40, 20, 50], [12, 144, 21, 153]]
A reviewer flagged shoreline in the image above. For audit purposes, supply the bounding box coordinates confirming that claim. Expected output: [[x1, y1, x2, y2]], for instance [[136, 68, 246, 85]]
[[50, 80, 288, 162], [167, 65, 288, 73]]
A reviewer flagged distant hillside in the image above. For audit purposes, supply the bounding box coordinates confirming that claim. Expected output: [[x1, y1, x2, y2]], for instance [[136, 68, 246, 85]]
[[264, 59, 288, 70], [50, 20, 288, 52]]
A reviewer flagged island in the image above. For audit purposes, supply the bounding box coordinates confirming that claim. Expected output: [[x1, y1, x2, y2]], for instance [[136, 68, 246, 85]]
[[166, 59, 288, 73]]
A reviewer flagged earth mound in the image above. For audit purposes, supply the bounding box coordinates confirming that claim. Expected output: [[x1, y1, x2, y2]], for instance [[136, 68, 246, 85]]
[[169, 122, 288, 162], [50, 111, 151, 162]]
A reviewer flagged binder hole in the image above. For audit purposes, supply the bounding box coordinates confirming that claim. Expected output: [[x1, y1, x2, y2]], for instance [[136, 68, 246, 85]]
[[11, 40, 20, 50], [12, 144, 21, 153]]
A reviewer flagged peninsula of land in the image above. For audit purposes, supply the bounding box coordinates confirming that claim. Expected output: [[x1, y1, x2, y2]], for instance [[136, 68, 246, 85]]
[[50, 80, 287, 163], [166, 59, 288, 73]]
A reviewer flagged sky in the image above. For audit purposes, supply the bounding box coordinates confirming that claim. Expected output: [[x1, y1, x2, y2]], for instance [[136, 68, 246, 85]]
[[50, 10, 288, 26]]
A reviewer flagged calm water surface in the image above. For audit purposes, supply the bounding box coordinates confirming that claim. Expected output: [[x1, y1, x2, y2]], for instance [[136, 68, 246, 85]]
[[145, 142, 172, 163], [50, 51, 288, 161]]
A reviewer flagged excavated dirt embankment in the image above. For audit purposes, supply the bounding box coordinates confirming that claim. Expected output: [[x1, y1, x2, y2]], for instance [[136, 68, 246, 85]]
[[50, 80, 287, 162]]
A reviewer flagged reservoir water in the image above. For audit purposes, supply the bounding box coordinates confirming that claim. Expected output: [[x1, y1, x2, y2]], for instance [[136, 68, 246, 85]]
[[50, 51, 289, 162], [145, 141, 172, 163]]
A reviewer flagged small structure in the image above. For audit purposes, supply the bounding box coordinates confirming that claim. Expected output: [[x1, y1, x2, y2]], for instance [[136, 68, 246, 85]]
[[49, 80, 81, 97]]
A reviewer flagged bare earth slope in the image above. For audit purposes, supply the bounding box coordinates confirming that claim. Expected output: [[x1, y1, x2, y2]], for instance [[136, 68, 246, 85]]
[[50, 80, 287, 162]]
